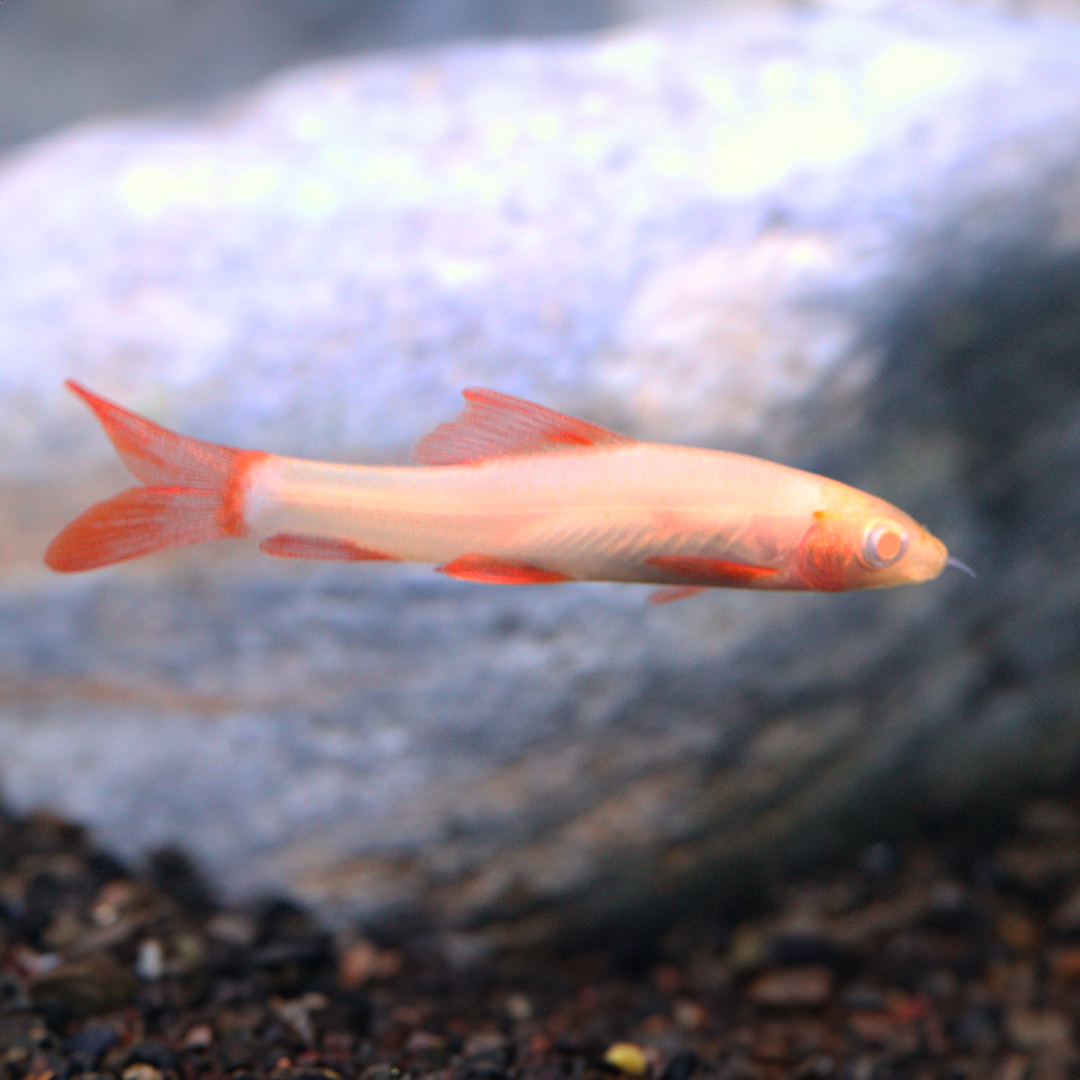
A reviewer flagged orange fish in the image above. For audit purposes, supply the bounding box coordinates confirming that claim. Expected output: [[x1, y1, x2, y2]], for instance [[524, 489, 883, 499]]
[[44, 380, 963, 601]]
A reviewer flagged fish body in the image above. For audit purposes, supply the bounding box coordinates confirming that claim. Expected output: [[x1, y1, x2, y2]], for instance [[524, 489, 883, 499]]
[[45, 382, 949, 597]]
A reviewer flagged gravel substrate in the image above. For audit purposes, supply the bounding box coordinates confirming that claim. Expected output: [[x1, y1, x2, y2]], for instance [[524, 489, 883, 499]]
[[4, 798, 1080, 1079]]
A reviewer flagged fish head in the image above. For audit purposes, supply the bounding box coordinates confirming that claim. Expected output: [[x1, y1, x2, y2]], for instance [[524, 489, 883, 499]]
[[796, 502, 948, 591]]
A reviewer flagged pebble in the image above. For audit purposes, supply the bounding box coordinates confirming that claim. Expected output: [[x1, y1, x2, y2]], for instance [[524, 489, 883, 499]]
[[727, 925, 768, 971], [505, 992, 533, 1021], [996, 844, 1080, 893], [657, 1050, 697, 1080], [997, 910, 1040, 953], [603, 1042, 650, 1076], [6, 798, 1080, 1080], [1020, 800, 1080, 838], [1005, 1009, 1073, 1052], [846, 1010, 900, 1047], [1050, 883, 1080, 930], [746, 965, 834, 1008], [404, 1029, 446, 1054], [338, 938, 380, 987], [1049, 946, 1080, 983], [338, 938, 405, 987], [204, 912, 258, 949], [271, 992, 330, 1045], [90, 880, 163, 928], [462, 1032, 509, 1058], [64, 1023, 118, 1071], [123, 1040, 178, 1071], [121, 1065, 162, 1080], [135, 938, 165, 980], [182, 1024, 213, 1049], [28, 952, 137, 1015], [671, 999, 707, 1029]]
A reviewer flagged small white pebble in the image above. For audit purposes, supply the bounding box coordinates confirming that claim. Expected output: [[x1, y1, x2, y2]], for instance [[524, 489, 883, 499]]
[[272, 992, 330, 1045], [122, 1066, 162, 1080], [672, 998, 707, 1029], [506, 992, 533, 1021], [135, 938, 165, 981], [183, 1023, 213, 1049], [204, 912, 257, 948]]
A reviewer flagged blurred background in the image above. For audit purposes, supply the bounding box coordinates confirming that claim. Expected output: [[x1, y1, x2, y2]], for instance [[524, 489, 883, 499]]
[[6, 3, 1080, 1072], [0, 0, 656, 150], [4, 0, 1078, 152]]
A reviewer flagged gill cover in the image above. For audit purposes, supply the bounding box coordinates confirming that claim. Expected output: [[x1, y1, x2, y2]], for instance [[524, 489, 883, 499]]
[[797, 510, 852, 591]]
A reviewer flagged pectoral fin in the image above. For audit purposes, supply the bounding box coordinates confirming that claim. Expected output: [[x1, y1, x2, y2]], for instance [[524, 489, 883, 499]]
[[645, 554, 777, 587]]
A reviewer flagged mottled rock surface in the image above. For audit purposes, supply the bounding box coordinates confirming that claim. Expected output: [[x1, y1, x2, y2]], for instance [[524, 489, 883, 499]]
[[0, 0, 620, 152], [2, 2, 1080, 939]]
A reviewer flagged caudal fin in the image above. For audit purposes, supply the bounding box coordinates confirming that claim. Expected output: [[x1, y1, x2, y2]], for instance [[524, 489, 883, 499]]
[[44, 380, 264, 572]]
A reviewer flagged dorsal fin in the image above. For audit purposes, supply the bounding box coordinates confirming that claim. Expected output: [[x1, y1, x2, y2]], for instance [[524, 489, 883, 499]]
[[411, 388, 633, 466]]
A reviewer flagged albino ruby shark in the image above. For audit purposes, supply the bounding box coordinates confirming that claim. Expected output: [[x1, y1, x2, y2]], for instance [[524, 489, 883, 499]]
[[45, 381, 969, 602]]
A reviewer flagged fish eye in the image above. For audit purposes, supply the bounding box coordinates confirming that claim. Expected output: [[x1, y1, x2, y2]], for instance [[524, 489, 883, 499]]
[[861, 523, 908, 569]]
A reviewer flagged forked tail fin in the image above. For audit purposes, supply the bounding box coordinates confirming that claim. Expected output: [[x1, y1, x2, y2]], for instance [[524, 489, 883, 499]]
[[44, 380, 265, 572]]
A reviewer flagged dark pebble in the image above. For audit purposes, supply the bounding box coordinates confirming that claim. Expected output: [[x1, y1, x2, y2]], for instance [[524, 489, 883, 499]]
[[330, 987, 374, 1035], [460, 1054, 509, 1080], [29, 952, 137, 1016], [4, 798, 1080, 1080], [791, 1055, 836, 1079], [147, 845, 217, 916], [65, 1022, 119, 1070], [218, 1037, 257, 1070], [252, 937, 333, 968], [768, 933, 859, 975], [859, 841, 899, 880], [123, 1039, 179, 1071], [658, 1050, 698, 1080]]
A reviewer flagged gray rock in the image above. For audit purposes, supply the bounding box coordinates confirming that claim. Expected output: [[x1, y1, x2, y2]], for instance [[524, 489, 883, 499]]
[[2, 1, 1080, 941], [0, 0, 619, 153]]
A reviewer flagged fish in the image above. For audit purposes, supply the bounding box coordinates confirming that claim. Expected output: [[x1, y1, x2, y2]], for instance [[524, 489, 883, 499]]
[[44, 380, 956, 600]]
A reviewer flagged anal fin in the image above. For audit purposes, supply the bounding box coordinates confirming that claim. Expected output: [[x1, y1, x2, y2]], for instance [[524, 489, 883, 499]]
[[648, 585, 708, 604], [260, 533, 399, 561], [437, 553, 570, 584]]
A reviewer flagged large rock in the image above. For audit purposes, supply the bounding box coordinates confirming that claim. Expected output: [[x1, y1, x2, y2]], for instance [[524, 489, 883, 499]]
[[2, 2, 1079, 942], [0, 0, 618, 152]]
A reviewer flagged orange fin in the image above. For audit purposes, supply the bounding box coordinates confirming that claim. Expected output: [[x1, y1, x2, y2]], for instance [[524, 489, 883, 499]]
[[46, 488, 229, 572], [412, 388, 633, 465], [648, 585, 708, 604], [437, 553, 571, 584], [645, 554, 777, 587], [64, 380, 251, 491], [44, 381, 266, 572], [260, 533, 399, 562]]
